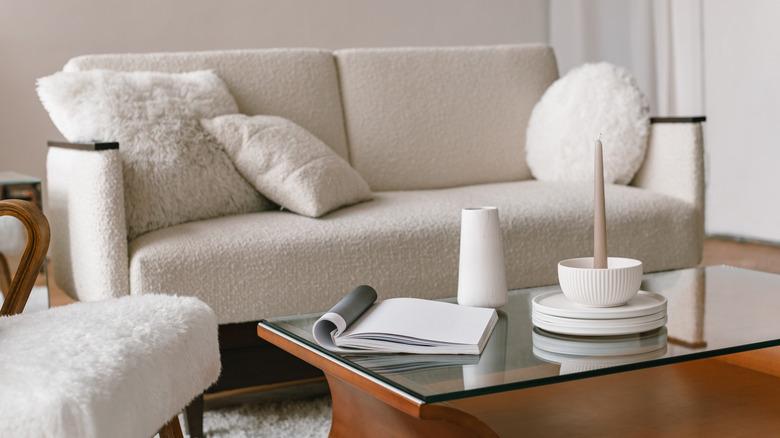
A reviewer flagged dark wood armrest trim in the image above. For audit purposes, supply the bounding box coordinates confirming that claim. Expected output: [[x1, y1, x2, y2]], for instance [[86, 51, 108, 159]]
[[650, 116, 706, 124], [47, 140, 119, 151]]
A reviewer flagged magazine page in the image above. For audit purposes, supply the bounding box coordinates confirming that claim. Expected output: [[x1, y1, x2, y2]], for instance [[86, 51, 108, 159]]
[[312, 285, 377, 350]]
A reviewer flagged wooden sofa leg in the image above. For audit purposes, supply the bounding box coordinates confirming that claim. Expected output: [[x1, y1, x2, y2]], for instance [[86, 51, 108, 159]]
[[158, 415, 184, 438], [184, 394, 204, 438]]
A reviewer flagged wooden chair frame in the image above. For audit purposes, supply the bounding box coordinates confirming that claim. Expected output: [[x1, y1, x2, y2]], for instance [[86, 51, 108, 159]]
[[0, 199, 49, 316], [0, 199, 183, 438]]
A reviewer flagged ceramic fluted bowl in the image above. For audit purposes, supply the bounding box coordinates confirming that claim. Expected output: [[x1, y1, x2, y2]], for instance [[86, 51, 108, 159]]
[[557, 257, 643, 307]]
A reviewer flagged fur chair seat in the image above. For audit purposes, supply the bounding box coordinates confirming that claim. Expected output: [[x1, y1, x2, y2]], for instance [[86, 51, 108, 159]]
[[0, 294, 220, 438]]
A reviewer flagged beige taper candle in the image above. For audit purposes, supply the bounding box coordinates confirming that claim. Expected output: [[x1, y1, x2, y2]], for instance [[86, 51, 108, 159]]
[[593, 137, 608, 269]]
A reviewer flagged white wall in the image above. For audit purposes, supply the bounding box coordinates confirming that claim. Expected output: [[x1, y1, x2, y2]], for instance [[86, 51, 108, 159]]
[[703, 0, 780, 242], [0, 0, 548, 182]]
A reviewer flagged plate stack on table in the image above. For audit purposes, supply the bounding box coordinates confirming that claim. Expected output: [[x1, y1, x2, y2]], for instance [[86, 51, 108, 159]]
[[531, 290, 667, 336]]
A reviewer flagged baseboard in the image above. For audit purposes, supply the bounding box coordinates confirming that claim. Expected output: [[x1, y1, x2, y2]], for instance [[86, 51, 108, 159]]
[[707, 234, 780, 248]]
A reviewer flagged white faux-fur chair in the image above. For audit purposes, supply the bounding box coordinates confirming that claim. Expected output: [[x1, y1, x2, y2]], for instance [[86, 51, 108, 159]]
[[0, 200, 220, 438]]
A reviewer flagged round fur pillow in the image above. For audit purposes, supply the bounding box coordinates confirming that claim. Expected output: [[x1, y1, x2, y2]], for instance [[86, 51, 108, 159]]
[[525, 63, 650, 184]]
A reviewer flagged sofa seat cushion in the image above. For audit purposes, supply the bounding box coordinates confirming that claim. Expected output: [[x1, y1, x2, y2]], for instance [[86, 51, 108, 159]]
[[129, 181, 702, 324]]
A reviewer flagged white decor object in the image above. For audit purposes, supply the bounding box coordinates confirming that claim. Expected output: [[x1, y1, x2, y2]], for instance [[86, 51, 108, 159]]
[[532, 290, 668, 336], [457, 207, 508, 308], [0, 294, 220, 438], [201, 114, 372, 218], [525, 62, 650, 184], [532, 290, 667, 319], [532, 314, 666, 336], [533, 311, 666, 328], [557, 257, 644, 306], [37, 69, 270, 239]]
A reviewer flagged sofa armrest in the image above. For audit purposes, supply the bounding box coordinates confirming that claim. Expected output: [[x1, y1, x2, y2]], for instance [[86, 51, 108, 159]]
[[47, 142, 129, 300], [632, 118, 706, 212]]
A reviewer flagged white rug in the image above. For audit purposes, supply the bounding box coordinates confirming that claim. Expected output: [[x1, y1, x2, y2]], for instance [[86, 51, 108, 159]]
[[203, 396, 331, 437]]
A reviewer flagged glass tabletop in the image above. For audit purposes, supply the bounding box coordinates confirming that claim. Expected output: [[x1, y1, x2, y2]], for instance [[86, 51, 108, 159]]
[[260, 266, 780, 403]]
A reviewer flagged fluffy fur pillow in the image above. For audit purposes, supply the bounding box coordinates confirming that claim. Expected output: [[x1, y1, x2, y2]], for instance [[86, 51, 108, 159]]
[[525, 63, 650, 184], [201, 114, 372, 217], [37, 70, 270, 239]]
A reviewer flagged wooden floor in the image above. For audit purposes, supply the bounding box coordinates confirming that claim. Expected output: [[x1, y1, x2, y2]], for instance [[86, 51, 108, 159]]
[[47, 237, 780, 307]]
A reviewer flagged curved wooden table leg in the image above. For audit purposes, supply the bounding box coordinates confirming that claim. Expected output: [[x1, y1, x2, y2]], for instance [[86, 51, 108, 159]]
[[326, 374, 496, 438], [158, 415, 184, 438]]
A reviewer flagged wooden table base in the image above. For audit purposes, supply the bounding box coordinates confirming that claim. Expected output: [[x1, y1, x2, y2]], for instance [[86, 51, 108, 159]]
[[327, 375, 495, 437], [449, 358, 780, 437], [324, 358, 780, 437]]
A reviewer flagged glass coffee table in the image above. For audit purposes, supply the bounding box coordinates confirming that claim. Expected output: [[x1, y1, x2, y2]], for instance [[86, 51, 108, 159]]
[[258, 266, 780, 436]]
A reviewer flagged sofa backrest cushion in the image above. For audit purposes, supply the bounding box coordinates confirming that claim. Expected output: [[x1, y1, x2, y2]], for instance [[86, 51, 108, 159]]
[[64, 49, 350, 160], [335, 45, 559, 191]]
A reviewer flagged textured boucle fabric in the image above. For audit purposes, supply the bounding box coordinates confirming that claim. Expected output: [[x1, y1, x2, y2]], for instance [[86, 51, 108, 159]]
[[0, 295, 220, 438], [129, 180, 701, 324], [0, 217, 25, 254], [63, 49, 350, 160], [335, 45, 559, 190], [37, 69, 269, 239], [526, 63, 650, 184], [47, 147, 130, 299], [202, 114, 372, 217], [633, 122, 705, 211]]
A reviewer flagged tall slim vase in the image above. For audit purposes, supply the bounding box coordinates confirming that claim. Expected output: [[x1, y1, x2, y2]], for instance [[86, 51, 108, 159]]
[[457, 207, 508, 308]]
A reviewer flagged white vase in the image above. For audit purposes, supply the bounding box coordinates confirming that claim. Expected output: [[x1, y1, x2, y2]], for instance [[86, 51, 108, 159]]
[[457, 207, 508, 308]]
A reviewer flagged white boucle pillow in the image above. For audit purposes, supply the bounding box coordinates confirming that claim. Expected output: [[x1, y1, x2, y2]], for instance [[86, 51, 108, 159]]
[[37, 69, 271, 239], [525, 63, 650, 184], [201, 114, 373, 217]]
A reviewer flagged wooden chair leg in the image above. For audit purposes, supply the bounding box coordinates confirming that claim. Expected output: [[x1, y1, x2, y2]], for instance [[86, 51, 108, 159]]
[[158, 415, 184, 438], [0, 252, 10, 296], [184, 394, 205, 438]]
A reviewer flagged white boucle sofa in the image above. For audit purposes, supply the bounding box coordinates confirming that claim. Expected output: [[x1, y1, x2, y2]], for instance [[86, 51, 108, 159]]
[[47, 45, 705, 327]]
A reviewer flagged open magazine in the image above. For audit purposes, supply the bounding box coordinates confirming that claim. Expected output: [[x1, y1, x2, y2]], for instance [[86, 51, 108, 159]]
[[312, 286, 498, 355]]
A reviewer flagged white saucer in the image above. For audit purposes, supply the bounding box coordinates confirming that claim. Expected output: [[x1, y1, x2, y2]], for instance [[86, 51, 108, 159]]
[[532, 314, 667, 336], [532, 310, 666, 328], [532, 290, 667, 320]]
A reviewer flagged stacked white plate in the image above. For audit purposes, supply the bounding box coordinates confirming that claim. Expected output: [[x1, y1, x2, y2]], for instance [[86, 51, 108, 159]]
[[531, 290, 667, 336]]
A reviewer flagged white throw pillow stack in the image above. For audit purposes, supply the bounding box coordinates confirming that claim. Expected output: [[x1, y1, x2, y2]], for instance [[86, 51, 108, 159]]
[[37, 70, 271, 239], [525, 63, 650, 184], [202, 114, 372, 217]]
